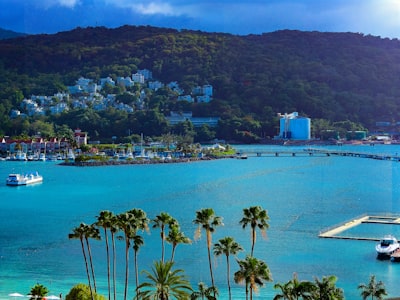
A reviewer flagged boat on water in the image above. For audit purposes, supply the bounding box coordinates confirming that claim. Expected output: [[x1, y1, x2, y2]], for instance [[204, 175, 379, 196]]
[[376, 235, 400, 257], [6, 172, 43, 186]]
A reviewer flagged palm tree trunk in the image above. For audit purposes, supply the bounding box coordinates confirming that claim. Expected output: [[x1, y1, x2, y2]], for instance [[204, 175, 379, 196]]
[[80, 238, 94, 300], [226, 255, 231, 300], [124, 239, 130, 300], [251, 229, 256, 256], [161, 225, 165, 263], [111, 233, 117, 300], [85, 237, 97, 293], [104, 228, 111, 300], [206, 231, 215, 297], [134, 250, 140, 298], [170, 245, 176, 262]]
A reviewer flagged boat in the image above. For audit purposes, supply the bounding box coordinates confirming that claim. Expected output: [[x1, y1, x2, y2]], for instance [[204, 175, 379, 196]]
[[6, 172, 43, 186], [376, 235, 400, 257]]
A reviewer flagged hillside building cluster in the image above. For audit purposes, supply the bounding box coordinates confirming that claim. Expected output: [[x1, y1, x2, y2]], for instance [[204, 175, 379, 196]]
[[10, 69, 215, 126]]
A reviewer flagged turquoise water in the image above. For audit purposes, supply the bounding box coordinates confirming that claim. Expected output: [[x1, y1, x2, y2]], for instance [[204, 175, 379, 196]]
[[1, 144, 400, 299]]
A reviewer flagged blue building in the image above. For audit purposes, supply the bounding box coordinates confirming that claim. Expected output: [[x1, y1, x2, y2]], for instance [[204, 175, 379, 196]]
[[278, 112, 311, 140]]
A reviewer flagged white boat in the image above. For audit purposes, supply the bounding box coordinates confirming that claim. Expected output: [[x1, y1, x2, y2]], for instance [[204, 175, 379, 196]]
[[6, 172, 43, 186], [15, 151, 27, 161], [376, 235, 400, 257]]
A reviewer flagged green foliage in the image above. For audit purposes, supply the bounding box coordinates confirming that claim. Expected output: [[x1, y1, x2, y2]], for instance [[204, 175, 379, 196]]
[[1, 26, 400, 142], [66, 283, 105, 300], [29, 283, 49, 300]]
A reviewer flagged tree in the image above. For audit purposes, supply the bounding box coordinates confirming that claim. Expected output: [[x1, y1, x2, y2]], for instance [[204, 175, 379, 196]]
[[213, 236, 243, 300], [28, 283, 49, 300], [152, 212, 177, 262], [190, 282, 218, 300], [132, 234, 144, 297], [96, 210, 114, 300], [273, 273, 315, 300], [66, 283, 106, 300], [84, 224, 101, 294], [193, 208, 223, 295], [136, 260, 192, 300], [166, 224, 191, 262], [239, 206, 269, 256], [69, 223, 95, 300], [117, 208, 149, 300], [358, 275, 387, 300], [313, 275, 344, 300], [234, 255, 272, 300]]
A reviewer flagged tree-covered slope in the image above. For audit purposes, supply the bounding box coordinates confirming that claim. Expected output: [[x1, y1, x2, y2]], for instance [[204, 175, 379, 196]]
[[0, 25, 399, 138]]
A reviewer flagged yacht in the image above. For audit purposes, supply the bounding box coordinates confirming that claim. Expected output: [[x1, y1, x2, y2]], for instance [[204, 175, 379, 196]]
[[6, 172, 43, 186], [376, 235, 400, 257]]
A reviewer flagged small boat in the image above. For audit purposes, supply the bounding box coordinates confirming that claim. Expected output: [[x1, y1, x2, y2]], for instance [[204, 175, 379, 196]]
[[6, 172, 43, 186], [376, 235, 400, 257], [236, 153, 248, 159]]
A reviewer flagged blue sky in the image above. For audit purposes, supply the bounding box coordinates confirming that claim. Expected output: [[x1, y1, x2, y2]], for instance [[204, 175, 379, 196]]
[[0, 0, 399, 38]]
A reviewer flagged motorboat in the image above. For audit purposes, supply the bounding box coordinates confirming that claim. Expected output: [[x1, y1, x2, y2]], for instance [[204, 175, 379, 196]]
[[6, 172, 43, 186], [376, 235, 400, 257]]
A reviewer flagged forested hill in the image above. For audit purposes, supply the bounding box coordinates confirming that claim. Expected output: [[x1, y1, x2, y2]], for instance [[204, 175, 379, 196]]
[[0, 28, 27, 39], [1, 25, 400, 137]]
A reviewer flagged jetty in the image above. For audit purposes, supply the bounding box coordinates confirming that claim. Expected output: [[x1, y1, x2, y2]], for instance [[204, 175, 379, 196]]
[[319, 214, 400, 241], [235, 148, 400, 161]]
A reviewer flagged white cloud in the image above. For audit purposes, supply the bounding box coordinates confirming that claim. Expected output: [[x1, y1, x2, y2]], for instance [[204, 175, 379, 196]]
[[105, 0, 186, 16]]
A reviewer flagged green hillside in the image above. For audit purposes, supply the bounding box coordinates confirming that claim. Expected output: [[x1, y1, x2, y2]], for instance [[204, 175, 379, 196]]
[[0, 25, 399, 142]]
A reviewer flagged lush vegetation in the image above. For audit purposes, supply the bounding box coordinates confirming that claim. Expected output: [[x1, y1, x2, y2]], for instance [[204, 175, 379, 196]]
[[1, 26, 400, 142], [67, 206, 389, 299]]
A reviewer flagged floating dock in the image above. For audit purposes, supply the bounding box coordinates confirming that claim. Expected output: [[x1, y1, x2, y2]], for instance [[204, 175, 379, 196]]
[[319, 214, 400, 241]]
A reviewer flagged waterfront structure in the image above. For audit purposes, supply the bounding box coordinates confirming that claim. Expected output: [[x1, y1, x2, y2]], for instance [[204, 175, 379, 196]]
[[278, 112, 311, 140]]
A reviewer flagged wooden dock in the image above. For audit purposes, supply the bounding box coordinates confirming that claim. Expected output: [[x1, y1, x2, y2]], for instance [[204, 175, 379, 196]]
[[319, 215, 400, 241]]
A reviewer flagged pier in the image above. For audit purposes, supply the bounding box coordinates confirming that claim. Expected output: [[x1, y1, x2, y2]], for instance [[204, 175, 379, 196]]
[[319, 214, 400, 241], [235, 148, 400, 161]]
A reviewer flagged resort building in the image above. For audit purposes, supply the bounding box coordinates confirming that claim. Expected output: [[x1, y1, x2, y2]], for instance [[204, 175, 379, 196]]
[[278, 112, 311, 140]]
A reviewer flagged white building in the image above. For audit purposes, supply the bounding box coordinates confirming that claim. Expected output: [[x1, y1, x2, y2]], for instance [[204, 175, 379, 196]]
[[278, 112, 311, 140], [138, 69, 153, 80], [148, 81, 164, 91], [132, 73, 145, 84]]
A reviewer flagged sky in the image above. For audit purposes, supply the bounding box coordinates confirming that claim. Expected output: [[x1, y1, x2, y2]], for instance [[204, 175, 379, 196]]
[[0, 0, 399, 38]]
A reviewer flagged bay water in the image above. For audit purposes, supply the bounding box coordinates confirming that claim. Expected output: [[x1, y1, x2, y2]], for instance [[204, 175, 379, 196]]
[[1, 144, 400, 299]]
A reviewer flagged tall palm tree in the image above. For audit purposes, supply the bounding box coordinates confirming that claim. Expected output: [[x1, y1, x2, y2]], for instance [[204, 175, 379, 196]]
[[109, 213, 119, 300], [84, 223, 101, 294], [234, 255, 272, 300], [193, 208, 223, 295], [358, 275, 387, 300], [190, 282, 218, 300], [313, 275, 344, 300], [68, 223, 94, 300], [96, 210, 114, 300], [117, 211, 136, 300], [239, 206, 269, 256], [166, 224, 191, 262], [132, 234, 144, 298], [152, 212, 177, 262], [136, 260, 192, 300], [213, 236, 243, 300]]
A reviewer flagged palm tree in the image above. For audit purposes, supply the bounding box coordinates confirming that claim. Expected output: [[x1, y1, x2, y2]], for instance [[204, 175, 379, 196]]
[[166, 224, 191, 262], [239, 206, 269, 256], [313, 275, 344, 300], [358, 275, 387, 300], [152, 212, 177, 262], [117, 211, 136, 300], [234, 255, 272, 300], [213, 236, 243, 300], [96, 210, 114, 300], [193, 208, 223, 295], [132, 234, 144, 298], [136, 260, 192, 300], [84, 223, 101, 294], [68, 223, 94, 300], [273, 273, 315, 300], [29, 283, 49, 300], [190, 282, 218, 300], [109, 213, 119, 300]]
